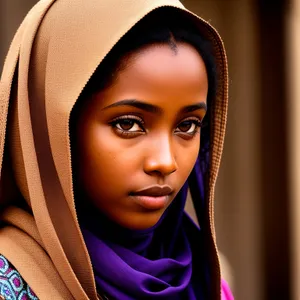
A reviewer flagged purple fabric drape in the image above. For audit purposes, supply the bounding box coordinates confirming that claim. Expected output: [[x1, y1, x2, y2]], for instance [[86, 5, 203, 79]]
[[80, 139, 226, 299]]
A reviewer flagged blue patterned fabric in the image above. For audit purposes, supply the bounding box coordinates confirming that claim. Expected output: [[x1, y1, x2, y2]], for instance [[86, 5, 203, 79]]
[[0, 255, 38, 300]]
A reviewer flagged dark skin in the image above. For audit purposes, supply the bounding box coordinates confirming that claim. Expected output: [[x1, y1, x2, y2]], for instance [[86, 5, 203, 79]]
[[73, 42, 208, 230]]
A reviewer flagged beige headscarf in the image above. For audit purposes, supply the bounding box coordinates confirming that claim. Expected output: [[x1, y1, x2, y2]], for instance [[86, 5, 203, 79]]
[[0, 0, 228, 299]]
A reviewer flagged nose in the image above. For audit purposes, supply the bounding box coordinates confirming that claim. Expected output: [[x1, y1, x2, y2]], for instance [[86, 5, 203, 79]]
[[143, 135, 177, 177]]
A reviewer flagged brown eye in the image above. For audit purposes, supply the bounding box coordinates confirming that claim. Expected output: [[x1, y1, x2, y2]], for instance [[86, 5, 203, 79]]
[[111, 116, 145, 133], [117, 119, 135, 131], [175, 118, 202, 137], [178, 121, 194, 132]]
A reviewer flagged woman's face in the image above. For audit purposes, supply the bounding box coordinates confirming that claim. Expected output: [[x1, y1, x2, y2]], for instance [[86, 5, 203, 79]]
[[73, 42, 208, 230]]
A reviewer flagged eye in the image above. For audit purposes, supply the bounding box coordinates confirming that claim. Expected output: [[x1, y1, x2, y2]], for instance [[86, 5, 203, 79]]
[[110, 115, 145, 137], [177, 120, 197, 133], [115, 119, 142, 132], [175, 117, 202, 136]]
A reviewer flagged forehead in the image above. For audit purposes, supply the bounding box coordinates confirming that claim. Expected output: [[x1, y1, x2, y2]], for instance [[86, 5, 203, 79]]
[[93, 43, 208, 110]]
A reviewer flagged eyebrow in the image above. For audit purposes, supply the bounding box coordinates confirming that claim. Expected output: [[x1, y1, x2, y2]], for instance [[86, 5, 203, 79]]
[[102, 99, 207, 114]]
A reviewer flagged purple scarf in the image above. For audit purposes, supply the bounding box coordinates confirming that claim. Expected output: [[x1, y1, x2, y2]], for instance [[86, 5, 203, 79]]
[[80, 154, 209, 299]]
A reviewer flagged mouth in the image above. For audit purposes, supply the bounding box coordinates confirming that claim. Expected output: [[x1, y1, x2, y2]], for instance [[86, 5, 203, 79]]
[[130, 185, 174, 210]]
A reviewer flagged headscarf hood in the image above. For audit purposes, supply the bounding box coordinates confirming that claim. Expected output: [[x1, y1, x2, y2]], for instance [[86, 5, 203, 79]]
[[0, 0, 228, 299]]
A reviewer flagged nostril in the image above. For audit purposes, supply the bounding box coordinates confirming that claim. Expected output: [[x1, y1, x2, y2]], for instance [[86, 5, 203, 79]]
[[144, 162, 177, 177], [169, 168, 176, 174]]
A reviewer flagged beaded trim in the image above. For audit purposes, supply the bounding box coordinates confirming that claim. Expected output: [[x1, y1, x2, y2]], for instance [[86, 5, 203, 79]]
[[0, 255, 38, 300]]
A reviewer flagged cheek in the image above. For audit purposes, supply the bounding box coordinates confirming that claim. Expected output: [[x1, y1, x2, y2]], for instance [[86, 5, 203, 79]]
[[176, 135, 200, 178], [77, 124, 138, 190]]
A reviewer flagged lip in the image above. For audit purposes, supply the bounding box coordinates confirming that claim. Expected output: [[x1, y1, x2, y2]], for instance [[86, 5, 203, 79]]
[[130, 185, 173, 210], [132, 185, 173, 197]]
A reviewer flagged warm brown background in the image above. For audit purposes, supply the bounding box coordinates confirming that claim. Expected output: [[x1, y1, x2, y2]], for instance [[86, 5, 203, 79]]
[[1, 1, 298, 299]]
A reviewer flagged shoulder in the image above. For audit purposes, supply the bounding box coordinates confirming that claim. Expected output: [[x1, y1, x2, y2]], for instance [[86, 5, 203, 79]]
[[221, 278, 234, 300], [0, 254, 38, 300]]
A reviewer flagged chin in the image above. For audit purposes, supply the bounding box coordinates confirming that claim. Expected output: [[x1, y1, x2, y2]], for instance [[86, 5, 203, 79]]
[[116, 211, 163, 231]]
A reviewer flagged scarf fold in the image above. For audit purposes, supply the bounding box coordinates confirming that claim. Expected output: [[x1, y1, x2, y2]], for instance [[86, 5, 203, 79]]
[[82, 228, 193, 299], [79, 180, 206, 299]]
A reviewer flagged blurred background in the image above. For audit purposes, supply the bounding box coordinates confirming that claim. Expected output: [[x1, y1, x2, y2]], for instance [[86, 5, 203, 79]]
[[1, 0, 299, 299]]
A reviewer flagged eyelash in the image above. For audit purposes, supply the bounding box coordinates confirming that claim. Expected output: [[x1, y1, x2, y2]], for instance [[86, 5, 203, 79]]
[[177, 117, 204, 137], [110, 115, 145, 138], [109, 115, 203, 139]]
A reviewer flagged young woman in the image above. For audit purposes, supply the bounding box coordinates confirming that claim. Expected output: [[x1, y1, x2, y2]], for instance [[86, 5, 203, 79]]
[[0, 0, 232, 299]]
